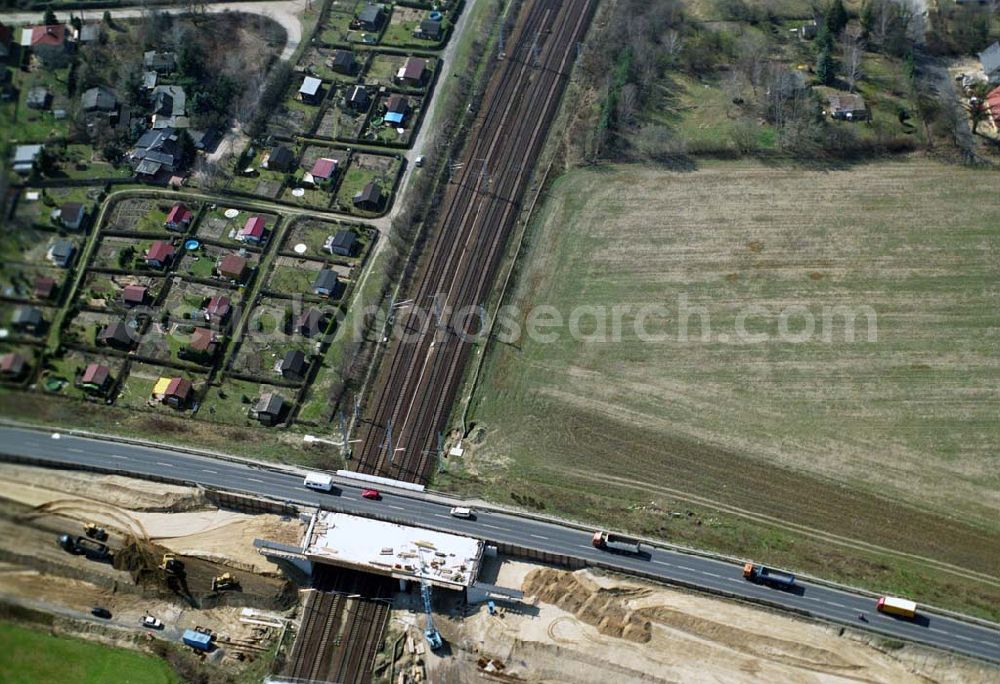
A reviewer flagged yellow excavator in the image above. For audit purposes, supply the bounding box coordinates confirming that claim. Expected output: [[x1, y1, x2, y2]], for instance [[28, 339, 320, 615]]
[[211, 573, 240, 591], [159, 553, 184, 576]]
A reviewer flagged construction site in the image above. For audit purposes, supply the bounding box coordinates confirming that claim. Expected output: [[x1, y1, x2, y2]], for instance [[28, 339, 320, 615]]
[[1, 461, 998, 683]]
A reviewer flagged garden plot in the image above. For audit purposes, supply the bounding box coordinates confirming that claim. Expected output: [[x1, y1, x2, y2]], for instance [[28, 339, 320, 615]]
[[198, 377, 295, 426], [103, 198, 193, 236], [161, 277, 238, 322], [318, 1, 375, 46], [334, 152, 401, 214], [232, 300, 317, 380], [300, 47, 366, 83], [195, 205, 278, 247], [282, 218, 373, 265], [9, 187, 100, 231], [36, 350, 126, 401], [116, 361, 207, 412], [46, 144, 132, 182], [0, 224, 65, 267], [315, 99, 369, 142], [267, 81, 326, 138], [263, 255, 332, 298], [366, 53, 437, 92], [61, 310, 138, 350], [77, 272, 165, 312], [382, 6, 448, 49], [364, 93, 424, 146], [0, 265, 65, 303], [2, 64, 72, 144], [280, 145, 352, 208], [176, 244, 260, 284], [227, 149, 290, 200], [136, 320, 219, 368], [90, 235, 179, 273], [0, 303, 56, 339]]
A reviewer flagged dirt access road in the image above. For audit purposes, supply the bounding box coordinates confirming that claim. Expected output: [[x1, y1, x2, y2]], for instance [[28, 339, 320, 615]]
[[0, 0, 306, 60]]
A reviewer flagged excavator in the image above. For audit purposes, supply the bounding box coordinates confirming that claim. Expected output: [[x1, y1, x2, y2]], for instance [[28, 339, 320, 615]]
[[212, 573, 240, 591]]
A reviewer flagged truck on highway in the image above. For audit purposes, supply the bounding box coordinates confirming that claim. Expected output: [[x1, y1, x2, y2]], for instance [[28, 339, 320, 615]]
[[592, 531, 642, 555], [877, 596, 917, 618], [742, 562, 796, 590], [303, 472, 335, 492]]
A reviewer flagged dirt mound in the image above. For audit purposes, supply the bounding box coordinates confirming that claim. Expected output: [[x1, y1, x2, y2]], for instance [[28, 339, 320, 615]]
[[523, 569, 651, 643], [0, 464, 209, 512]]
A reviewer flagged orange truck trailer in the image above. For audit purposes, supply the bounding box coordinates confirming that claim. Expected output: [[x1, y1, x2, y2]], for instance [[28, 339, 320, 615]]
[[877, 596, 917, 618]]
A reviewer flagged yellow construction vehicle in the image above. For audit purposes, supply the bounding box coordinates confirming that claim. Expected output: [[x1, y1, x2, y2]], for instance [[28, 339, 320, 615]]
[[159, 554, 184, 576], [84, 523, 108, 541], [212, 573, 239, 591]]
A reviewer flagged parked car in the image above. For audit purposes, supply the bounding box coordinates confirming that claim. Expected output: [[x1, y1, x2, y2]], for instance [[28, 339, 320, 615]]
[[414, 155, 425, 167], [141, 615, 164, 629], [91, 607, 112, 619], [361, 489, 380, 500], [449, 507, 473, 519]]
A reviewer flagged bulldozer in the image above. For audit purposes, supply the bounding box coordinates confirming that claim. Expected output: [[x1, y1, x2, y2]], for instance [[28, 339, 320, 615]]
[[212, 573, 240, 591], [84, 523, 108, 541], [159, 553, 184, 576]]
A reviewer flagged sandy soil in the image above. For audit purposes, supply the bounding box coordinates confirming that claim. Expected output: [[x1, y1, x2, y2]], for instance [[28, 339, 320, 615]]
[[0, 464, 304, 574], [427, 561, 999, 684]]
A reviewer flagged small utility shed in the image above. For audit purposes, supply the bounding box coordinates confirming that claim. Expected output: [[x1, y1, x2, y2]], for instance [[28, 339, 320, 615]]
[[254, 392, 285, 426], [353, 182, 383, 211], [312, 269, 342, 298], [325, 229, 357, 256], [356, 4, 385, 31], [299, 76, 323, 104], [329, 49, 356, 75]]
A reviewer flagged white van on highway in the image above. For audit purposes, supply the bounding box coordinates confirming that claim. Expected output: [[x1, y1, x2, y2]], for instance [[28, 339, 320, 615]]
[[449, 507, 473, 519], [303, 472, 334, 492]]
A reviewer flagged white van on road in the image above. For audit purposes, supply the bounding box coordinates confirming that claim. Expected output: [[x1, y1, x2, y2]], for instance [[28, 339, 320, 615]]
[[449, 507, 473, 519], [303, 472, 335, 492]]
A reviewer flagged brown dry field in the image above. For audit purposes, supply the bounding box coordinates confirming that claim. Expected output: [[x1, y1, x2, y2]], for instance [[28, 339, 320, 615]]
[[462, 158, 1000, 616]]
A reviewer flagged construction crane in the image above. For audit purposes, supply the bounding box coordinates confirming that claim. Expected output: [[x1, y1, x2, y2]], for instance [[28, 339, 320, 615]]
[[417, 547, 443, 650]]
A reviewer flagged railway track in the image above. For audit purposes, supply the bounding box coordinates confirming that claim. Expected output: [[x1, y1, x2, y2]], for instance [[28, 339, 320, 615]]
[[284, 567, 393, 684], [352, 0, 597, 483]]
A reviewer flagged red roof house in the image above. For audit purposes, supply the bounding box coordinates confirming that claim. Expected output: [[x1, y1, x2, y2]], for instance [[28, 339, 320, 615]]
[[22, 25, 72, 67], [310, 158, 338, 183], [986, 86, 1000, 133], [34, 276, 56, 300], [0, 352, 26, 378], [80, 363, 111, 390], [122, 284, 148, 305], [145, 241, 175, 268], [163, 377, 192, 407], [204, 295, 231, 320], [237, 216, 266, 243], [165, 203, 193, 230], [217, 254, 247, 281], [188, 327, 217, 354]]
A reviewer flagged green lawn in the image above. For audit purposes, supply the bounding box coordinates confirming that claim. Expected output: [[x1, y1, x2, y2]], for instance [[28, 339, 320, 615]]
[[266, 264, 320, 296], [0, 623, 178, 684], [460, 158, 1000, 621]]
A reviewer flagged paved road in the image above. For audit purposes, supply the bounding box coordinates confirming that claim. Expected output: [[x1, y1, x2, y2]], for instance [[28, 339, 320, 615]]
[[0, 425, 997, 664]]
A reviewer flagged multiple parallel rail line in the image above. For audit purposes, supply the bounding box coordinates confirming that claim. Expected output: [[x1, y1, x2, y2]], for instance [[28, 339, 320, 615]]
[[284, 567, 393, 684], [352, 0, 597, 484]]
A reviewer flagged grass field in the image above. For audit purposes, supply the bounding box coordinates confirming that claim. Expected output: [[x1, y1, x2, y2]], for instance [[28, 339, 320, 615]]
[[461, 158, 1000, 618], [0, 623, 177, 684]]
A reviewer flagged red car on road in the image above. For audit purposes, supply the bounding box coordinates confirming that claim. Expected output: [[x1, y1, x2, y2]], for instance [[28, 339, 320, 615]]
[[361, 489, 380, 500]]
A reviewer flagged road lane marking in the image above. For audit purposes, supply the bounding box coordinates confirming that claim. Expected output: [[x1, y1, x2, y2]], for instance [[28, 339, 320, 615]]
[[247, 477, 264, 484], [652, 560, 671, 567], [155, 461, 174, 467], [823, 601, 846, 608], [109, 454, 129, 460], [388, 505, 406, 511], [67, 448, 84, 454], [201, 469, 218, 474], [482, 524, 506, 530], [529, 534, 549, 540], [952, 634, 974, 642], [700, 571, 721, 578], [432, 514, 451, 519], [678, 566, 697, 573]]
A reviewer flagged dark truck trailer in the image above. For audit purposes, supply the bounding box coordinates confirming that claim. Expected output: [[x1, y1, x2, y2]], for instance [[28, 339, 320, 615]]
[[74, 536, 111, 560], [592, 531, 642, 555], [743, 562, 795, 589]]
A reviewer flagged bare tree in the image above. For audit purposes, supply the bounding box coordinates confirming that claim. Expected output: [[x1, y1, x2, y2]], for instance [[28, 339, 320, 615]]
[[736, 34, 768, 96], [616, 83, 639, 129], [842, 31, 865, 92]]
